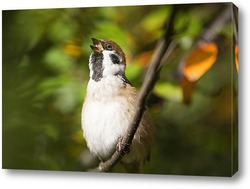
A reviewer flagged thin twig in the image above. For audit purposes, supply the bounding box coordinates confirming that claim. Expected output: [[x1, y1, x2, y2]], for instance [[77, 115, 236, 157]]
[[202, 5, 231, 42], [98, 7, 176, 172]]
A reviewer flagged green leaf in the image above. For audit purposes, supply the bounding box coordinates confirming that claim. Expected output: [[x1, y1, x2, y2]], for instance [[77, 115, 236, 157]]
[[154, 82, 182, 102], [140, 7, 170, 32]]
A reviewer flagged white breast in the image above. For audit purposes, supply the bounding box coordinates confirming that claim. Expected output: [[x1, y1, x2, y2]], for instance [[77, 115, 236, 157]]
[[81, 76, 136, 160]]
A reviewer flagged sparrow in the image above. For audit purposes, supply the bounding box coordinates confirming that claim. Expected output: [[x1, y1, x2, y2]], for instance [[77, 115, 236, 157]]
[[81, 38, 153, 173]]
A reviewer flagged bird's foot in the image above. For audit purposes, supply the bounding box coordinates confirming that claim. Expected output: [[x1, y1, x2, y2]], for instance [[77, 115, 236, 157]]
[[116, 137, 130, 155]]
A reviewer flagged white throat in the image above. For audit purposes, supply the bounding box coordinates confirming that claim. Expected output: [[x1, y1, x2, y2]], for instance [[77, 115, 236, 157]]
[[86, 76, 125, 102]]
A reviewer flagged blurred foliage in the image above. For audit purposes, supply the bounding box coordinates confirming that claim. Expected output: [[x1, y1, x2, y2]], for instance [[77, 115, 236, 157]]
[[2, 3, 238, 176]]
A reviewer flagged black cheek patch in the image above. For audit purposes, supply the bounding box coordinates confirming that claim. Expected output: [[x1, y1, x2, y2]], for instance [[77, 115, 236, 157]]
[[110, 54, 120, 64], [91, 53, 104, 82]]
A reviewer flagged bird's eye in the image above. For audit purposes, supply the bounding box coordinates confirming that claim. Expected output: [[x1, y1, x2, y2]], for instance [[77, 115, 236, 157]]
[[105, 43, 113, 51]]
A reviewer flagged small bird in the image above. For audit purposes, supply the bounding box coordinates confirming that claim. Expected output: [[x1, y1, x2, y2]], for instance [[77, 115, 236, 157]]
[[81, 38, 153, 173]]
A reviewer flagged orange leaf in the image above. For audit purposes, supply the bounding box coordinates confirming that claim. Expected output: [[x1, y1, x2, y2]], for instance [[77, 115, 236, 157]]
[[235, 44, 238, 72], [183, 42, 218, 82]]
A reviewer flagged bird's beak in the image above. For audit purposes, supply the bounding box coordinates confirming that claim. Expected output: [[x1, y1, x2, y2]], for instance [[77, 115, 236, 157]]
[[90, 38, 103, 53]]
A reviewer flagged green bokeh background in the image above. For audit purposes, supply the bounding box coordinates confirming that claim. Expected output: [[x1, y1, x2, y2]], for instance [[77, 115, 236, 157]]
[[2, 3, 238, 176]]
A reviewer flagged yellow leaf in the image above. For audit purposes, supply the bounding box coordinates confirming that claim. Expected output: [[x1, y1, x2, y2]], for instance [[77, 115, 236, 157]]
[[63, 40, 82, 58]]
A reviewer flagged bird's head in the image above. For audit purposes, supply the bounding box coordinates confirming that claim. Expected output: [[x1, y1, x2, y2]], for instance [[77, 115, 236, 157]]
[[89, 38, 126, 82]]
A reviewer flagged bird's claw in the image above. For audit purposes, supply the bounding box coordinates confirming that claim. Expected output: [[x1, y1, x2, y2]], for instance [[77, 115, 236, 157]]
[[116, 137, 130, 155]]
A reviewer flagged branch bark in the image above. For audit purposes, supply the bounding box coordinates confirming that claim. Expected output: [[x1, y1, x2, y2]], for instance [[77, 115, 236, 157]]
[[202, 5, 231, 42], [98, 7, 176, 172]]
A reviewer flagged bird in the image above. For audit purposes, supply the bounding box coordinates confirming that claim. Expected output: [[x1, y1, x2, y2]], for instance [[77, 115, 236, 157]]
[[81, 38, 153, 173]]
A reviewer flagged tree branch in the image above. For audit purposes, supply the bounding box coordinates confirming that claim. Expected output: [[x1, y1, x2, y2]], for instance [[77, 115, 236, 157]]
[[98, 7, 176, 172], [202, 5, 231, 42]]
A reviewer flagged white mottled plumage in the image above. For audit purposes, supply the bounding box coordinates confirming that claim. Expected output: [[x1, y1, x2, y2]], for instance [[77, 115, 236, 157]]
[[81, 38, 153, 172]]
